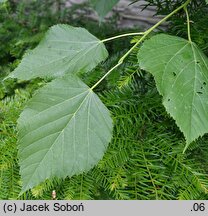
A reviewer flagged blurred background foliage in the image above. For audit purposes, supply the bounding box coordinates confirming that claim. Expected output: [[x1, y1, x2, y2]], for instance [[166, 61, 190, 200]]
[[0, 0, 208, 199], [142, 0, 208, 54]]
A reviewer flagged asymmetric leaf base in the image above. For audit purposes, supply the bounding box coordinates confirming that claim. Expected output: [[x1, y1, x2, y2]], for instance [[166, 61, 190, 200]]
[[18, 76, 113, 192], [138, 34, 208, 147], [7, 21, 208, 192]]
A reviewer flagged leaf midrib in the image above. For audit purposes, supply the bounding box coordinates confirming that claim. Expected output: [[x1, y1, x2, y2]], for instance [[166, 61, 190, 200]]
[[22, 90, 92, 189], [14, 41, 101, 78]]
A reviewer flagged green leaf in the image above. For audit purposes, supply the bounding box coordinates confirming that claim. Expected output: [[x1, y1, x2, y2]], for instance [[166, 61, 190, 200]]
[[8, 25, 108, 80], [138, 34, 208, 146], [18, 76, 113, 192], [90, 0, 119, 20], [206, 0, 208, 4]]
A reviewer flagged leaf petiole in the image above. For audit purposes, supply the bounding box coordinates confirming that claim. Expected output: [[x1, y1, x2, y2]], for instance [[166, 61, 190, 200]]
[[91, 0, 192, 90], [184, 6, 192, 42], [101, 32, 145, 43]]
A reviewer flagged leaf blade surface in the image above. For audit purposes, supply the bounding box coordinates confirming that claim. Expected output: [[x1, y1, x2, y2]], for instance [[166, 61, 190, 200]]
[[18, 76, 113, 192], [138, 34, 208, 145], [8, 25, 108, 80]]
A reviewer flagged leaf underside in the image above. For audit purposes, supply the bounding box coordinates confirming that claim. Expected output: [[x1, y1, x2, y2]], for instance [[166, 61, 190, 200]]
[[8, 24, 108, 80], [138, 34, 208, 145], [18, 76, 113, 192]]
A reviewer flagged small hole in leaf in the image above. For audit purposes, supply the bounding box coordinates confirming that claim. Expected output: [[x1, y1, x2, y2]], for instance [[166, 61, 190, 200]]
[[196, 61, 200, 64], [203, 82, 206, 85], [173, 72, 176, 76], [197, 91, 203, 95], [168, 98, 170, 102], [201, 86, 203, 89]]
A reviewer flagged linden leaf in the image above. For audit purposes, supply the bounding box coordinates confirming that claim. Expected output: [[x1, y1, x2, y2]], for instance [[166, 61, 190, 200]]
[[138, 34, 208, 147], [18, 76, 113, 192], [8, 24, 108, 80]]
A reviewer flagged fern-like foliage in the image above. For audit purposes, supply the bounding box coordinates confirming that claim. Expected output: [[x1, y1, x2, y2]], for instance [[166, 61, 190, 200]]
[[0, 89, 28, 199], [1, 18, 208, 199], [95, 79, 208, 200], [21, 81, 208, 199], [133, 0, 208, 54]]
